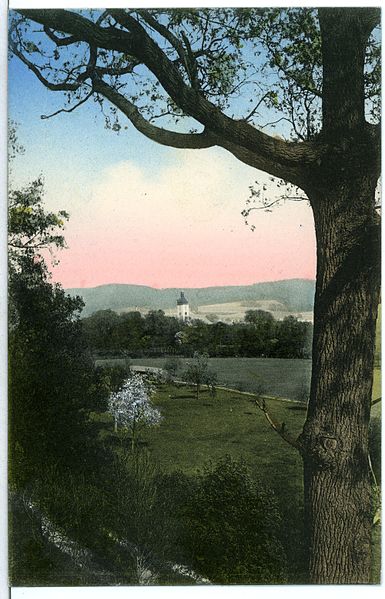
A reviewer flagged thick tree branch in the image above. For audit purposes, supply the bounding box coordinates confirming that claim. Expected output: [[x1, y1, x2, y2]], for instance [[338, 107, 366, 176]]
[[43, 27, 77, 46], [92, 78, 215, 149], [17, 9, 130, 51], [94, 79, 307, 183], [136, 10, 192, 80], [17, 9, 326, 184]]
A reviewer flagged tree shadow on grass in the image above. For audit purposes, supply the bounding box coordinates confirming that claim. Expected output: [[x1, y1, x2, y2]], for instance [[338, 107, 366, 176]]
[[288, 404, 307, 411]]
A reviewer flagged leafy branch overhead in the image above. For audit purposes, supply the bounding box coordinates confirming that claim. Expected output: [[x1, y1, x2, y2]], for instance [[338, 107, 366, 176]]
[[9, 8, 380, 191]]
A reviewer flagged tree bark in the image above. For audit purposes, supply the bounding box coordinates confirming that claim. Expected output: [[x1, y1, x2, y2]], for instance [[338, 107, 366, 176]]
[[299, 170, 380, 583]]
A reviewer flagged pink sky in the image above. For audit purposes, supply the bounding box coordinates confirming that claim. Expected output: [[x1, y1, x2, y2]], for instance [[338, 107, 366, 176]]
[[10, 59, 317, 291], [46, 150, 316, 289]]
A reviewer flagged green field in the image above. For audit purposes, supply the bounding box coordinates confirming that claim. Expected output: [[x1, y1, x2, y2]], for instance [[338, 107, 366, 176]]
[[94, 384, 307, 580], [93, 380, 381, 582], [97, 356, 381, 404], [97, 356, 312, 399], [94, 354, 381, 581]]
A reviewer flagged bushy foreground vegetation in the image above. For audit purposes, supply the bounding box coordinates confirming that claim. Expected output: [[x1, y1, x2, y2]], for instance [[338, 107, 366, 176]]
[[10, 386, 291, 586], [10, 364, 381, 585]]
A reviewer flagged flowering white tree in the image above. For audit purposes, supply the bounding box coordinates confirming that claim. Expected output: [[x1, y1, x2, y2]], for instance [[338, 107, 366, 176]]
[[108, 375, 162, 450]]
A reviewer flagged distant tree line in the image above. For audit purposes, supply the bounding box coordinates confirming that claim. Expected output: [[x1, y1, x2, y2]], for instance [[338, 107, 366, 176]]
[[81, 308, 312, 359]]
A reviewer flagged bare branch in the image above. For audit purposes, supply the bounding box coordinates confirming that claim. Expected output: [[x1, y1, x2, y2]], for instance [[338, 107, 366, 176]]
[[371, 396, 381, 407], [9, 40, 83, 91], [96, 10, 112, 27], [180, 30, 199, 89], [244, 92, 272, 123], [254, 397, 302, 451], [41, 89, 93, 119], [259, 116, 293, 130], [95, 63, 139, 77]]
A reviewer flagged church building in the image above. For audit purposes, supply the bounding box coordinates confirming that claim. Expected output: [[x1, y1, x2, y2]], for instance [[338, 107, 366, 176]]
[[177, 291, 190, 321]]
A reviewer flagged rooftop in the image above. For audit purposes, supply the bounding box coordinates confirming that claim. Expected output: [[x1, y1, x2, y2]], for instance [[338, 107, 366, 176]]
[[177, 291, 189, 305]]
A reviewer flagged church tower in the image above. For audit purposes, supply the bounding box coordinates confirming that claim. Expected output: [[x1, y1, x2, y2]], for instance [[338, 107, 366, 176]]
[[177, 291, 190, 321]]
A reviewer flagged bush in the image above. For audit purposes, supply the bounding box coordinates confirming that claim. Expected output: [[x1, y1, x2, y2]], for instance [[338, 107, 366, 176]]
[[163, 357, 182, 381], [181, 455, 287, 584]]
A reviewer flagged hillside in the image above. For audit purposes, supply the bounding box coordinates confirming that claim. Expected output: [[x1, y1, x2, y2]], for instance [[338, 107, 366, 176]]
[[67, 279, 315, 318]]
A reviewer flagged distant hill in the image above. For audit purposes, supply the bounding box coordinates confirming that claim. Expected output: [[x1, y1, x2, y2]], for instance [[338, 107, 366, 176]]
[[67, 279, 315, 318]]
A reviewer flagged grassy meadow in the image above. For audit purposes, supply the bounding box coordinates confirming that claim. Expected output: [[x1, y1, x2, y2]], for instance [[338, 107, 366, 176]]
[[91, 375, 381, 582], [96, 356, 381, 403], [92, 383, 307, 580], [97, 356, 313, 399], [92, 323, 381, 582]]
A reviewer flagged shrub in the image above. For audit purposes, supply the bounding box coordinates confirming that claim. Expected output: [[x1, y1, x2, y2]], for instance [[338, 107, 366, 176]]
[[163, 357, 182, 381], [182, 455, 287, 583]]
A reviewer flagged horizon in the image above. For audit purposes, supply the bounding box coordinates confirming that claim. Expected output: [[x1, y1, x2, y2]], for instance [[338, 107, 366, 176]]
[[65, 276, 316, 292]]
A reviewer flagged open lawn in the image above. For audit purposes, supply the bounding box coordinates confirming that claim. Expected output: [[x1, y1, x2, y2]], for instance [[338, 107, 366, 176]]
[[93, 383, 307, 580], [92, 380, 381, 582], [97, 356, 381, 405], [97, 356, 313, 399]]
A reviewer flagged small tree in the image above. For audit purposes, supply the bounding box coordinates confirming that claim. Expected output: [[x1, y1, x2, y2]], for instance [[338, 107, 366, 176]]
[[108, 374, 162, 450], [184, 352, 217, 400], [163, 356, 181, 382], [205, 371, 218, 399]]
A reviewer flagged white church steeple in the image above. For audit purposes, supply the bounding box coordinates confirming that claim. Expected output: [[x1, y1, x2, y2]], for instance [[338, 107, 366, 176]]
[[177, 291, 190, 321]]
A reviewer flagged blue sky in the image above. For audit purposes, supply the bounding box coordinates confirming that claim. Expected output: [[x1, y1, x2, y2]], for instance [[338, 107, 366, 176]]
[[8, 8, 316, 289]]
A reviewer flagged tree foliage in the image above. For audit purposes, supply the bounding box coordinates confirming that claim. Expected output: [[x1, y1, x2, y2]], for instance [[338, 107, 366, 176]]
[[9, 178, 69, 272], [8, 147, 101, 488], [8, 8, 380, 142], [82, 307, 312, 359], [182, 455, 287, 584]]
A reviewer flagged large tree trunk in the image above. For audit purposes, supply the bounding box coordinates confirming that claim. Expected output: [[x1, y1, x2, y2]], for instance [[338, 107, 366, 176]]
[[300, 172, 380, 583]]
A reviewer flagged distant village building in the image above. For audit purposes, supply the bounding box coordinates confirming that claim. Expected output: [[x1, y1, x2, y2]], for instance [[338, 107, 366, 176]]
[[177, 291, 190, 321]]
